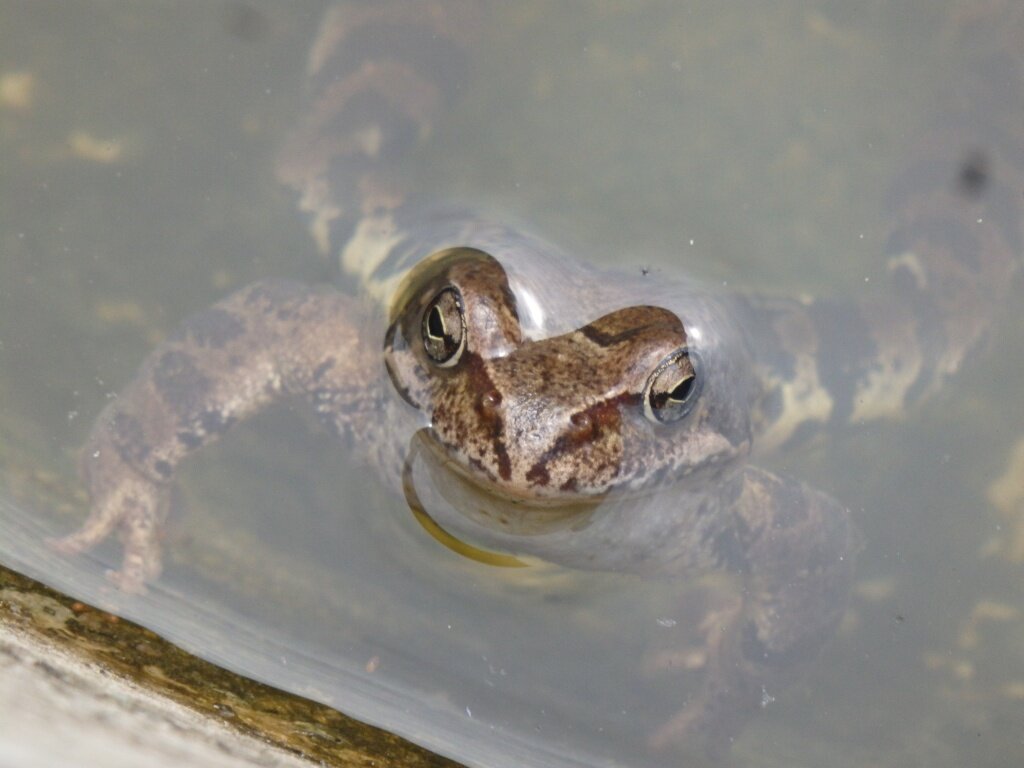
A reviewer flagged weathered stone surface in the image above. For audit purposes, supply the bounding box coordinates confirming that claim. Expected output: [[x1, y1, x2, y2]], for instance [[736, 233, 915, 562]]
[[0, 566, 463, 768], [0, 618, 314, 768]]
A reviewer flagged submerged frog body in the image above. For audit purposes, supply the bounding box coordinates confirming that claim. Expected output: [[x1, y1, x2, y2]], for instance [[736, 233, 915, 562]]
[[53, 1, 1023, 757]]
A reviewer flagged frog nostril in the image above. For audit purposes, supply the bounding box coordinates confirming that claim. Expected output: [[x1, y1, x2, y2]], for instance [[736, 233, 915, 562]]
[[479, 389, 502, 415], [569, 411, 593, 437]]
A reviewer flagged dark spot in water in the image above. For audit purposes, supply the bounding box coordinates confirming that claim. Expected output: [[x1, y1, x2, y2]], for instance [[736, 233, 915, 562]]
[[957, 149, 989, 199]]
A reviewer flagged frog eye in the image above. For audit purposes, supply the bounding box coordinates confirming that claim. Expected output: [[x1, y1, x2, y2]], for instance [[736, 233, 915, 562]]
[[643, 349, 700, 424], [422, 286, 466, 366]]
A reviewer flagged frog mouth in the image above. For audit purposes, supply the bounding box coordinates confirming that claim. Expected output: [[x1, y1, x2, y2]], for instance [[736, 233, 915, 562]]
[[401, 429, 603, 565]]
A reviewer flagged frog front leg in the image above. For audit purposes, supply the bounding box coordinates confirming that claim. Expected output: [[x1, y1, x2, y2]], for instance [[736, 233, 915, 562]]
[[652, 466, 860, 755], [52, 279, 377, 593]]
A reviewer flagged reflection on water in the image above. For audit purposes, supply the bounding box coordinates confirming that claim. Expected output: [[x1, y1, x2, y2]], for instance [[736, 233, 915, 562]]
[[2, 2, 1024, 767]]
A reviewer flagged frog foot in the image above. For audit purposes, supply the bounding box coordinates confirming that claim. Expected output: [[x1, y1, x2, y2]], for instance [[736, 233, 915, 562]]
[[49, 471, 167, 594]]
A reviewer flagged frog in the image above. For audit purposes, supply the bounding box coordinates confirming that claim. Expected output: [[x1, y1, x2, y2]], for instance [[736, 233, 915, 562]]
[[51, 1, 1023, 758]]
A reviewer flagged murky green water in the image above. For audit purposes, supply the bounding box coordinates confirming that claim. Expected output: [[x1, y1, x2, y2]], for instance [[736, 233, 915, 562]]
[[2, 2, 1023, 766]]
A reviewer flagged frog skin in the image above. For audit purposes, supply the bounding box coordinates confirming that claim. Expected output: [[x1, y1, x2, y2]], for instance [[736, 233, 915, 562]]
[[52, 2, 1023, 758]]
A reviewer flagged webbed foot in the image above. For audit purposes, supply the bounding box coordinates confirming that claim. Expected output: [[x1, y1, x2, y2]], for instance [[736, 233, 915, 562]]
[[50, 461, 168, 595]]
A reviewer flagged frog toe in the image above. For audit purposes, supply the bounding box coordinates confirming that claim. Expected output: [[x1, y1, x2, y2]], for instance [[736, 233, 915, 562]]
[[104, 563, 150, 595], [52, 472, 168, 592], [112, 512, 165, 593], [47, 509, 121, 554]]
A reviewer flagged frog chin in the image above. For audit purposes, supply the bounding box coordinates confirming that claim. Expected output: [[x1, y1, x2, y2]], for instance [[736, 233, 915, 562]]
[[401, 426, 746, 556], [405, 429, 605, 536]]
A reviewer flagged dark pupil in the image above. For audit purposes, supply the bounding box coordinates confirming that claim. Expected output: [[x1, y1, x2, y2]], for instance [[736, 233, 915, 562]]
[[428, 305, 446, 339], [668, 376, 693, 402]]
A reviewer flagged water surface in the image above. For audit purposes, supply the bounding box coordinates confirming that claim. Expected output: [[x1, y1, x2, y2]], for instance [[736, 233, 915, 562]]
[[1, 2, 1023, 766]]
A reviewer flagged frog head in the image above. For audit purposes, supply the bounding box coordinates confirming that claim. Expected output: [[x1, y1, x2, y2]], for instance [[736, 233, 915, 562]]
[[384, 248, 748, 504]]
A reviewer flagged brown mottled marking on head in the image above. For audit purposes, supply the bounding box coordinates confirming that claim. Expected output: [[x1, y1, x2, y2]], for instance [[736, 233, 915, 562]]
[[524, 463, 550, 487], [461, 352, 511, 482], [579, 305, 687, 348], [524, 395, 635, 490]]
